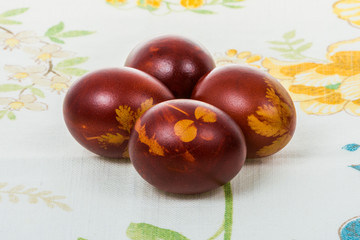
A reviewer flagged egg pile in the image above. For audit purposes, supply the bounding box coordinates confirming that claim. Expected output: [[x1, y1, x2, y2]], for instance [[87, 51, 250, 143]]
[[63, 35, 296, 194]]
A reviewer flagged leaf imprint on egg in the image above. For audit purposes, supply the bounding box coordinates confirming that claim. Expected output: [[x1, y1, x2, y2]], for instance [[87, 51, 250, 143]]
[[194, 106, 217, 122], [174, 119, 197, 142], [87, 98, 154, 155], [247, 80, 293, 156], [135, 119, 165, 156]]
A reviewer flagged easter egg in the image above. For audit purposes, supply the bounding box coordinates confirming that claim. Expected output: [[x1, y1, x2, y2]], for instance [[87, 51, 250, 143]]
[[63, 67, 174, 159], [192, 65, 296, 159], [125, 35, 216, 98], [128, 99, 246, 194]]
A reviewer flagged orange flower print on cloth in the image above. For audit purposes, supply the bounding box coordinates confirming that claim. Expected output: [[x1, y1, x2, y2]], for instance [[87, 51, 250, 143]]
[[262, 37, 360, 116], [333, 0, 360, 28]]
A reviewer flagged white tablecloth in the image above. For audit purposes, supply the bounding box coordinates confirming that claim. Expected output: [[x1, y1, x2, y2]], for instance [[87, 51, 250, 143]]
[[1, 0, 360, 239]]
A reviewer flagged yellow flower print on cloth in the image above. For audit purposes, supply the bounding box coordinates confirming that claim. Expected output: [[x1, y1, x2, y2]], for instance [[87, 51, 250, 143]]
[[49, 75, 71, 94], [106, 0, 127, 4], [333, 0, 360, 28], [0, 31, 39, 50], [0, 8, 94, 120], [107, 0, 245, 15], [180, 0, 203, 9], [215, 49, 262, 68], [24, 44, 74, 63], [4, 65, 47, 82], [137, 0, 162, 9], [262, 37, 360, 116], [0, 94, 47, 112]]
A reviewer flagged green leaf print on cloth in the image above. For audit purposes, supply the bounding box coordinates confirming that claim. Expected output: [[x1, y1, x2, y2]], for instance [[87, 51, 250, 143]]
[[0, 8, 28, 25], [268, 30, 314, 60], [127, 223, 191, 240], [45, 22, 94, 44], [126, 182, 234, 240]]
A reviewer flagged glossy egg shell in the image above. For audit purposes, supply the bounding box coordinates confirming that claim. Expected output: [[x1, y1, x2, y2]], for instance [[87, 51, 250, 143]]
[[63, 67, 174, 159], [125, 35, 216, 98], [129, 99, 246, 194], [192, 65, 296, 159]]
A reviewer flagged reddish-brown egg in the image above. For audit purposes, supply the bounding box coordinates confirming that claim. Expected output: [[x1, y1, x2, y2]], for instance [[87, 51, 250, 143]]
[[63, 67, 174, 159], [125, 35, 216, 98], [128, 99, 246, 194], [192, 65, 296, 159]]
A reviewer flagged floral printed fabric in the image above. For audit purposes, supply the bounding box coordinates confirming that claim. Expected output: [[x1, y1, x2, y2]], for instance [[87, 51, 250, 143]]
[[1, 0, 360, 239], [106, 0, 244, 15], [0, 12, 92, 120]]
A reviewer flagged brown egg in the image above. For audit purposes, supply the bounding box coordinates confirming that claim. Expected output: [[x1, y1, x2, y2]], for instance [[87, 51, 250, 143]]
[[125, 35, 216, 98], [128, 99, 246, 194], [192, 65, 296, 159], [63, 67, 174, 159]]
